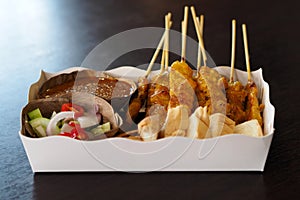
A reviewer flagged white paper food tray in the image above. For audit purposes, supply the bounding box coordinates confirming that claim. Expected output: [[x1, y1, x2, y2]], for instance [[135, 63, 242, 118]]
[[19, 66, 275, 172]]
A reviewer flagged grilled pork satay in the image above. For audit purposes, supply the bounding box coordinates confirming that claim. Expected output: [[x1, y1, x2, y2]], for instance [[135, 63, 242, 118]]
[[190, 7, 226, 115], [138, 13, 173, 139], [128, 77, 149, 121], [126, 20, 169, 123], [128, 13, 172, 126], [146, 73, 170, 116], [242, 24, 263, 126], [222, 19, 247, 124], [221, 77, 247, 124], [169, 60, 197, 114], [146, 63, 169, 117], [245, 80, 263, 126], [195, 66, 227, 114], [166, 7, 196, 113], [163, 7, 196, 137], [146, 14, 171, 117], [146, 82, 155, 116]]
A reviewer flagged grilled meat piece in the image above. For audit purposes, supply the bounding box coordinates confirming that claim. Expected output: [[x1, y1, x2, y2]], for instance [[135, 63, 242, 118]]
[[221, 77, 247, 124], [146, 72, 170, 116], [245, 81, 263, 126], [169, 61, 197, 114], [127, 77, 149, 121], [195, 66, 226, 114]]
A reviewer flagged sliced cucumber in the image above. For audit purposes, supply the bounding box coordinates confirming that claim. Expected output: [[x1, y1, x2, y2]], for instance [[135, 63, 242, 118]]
[[28, 108, 43, 120], [34, 125, 47, 137], [91, 122, 111, 135], [101, 122, 111, 132], [29, 118, 50, 137], [29, 117, 49, 129]]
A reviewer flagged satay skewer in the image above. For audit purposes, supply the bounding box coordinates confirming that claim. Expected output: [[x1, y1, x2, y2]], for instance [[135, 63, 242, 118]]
[[242, 24, 263, 126], [127, 16, 172, 124], [140, 15, 173, 139], [191, 6, 226, 114], [146, 14, 172, 116], [168, 6, 197, 114], [222, 19, 247, 124], [164, 8, 197, 137]]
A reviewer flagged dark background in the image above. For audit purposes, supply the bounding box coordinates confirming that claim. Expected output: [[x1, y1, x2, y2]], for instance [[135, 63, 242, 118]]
[[0, 0, 299, 199]]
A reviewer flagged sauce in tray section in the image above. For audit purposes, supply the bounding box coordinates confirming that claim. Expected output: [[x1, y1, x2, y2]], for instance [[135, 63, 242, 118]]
[[40, 77, 134, 100]]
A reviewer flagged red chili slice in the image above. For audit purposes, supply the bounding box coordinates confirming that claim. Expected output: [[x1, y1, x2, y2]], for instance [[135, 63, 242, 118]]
[[61, 103, 84, 118], [59, 128, 87, 140], [71, 126, 87, 140], [59, 132, 79, 139], [68, 121, 79, 127]]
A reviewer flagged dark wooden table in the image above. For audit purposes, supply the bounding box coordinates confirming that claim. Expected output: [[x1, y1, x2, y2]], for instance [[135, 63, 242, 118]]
[[0, 0, 299, 199]]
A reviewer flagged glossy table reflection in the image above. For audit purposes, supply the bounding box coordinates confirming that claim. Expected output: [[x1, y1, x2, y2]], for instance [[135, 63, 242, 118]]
[[0, 0, 299, 199]]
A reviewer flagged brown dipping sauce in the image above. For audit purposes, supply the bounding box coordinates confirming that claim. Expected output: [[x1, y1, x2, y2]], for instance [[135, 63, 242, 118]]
[[39, 77, 134, 100]]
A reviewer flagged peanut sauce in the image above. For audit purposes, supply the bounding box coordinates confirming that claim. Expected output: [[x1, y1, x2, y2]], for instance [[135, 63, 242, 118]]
[[40, 77, 133, 100]]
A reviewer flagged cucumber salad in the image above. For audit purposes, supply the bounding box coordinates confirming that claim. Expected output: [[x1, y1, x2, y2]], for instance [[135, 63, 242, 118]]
[[28, 103, 111, 140]]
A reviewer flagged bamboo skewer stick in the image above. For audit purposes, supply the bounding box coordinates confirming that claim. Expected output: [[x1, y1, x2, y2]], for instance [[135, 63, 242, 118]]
[[164, 13, 171, 71], [196, 15, 204, 73], [181, 21, 185, 60], [160, 14, 172, 74], [160, 43, 166, 73], [165, 13, 172, 71], [199, 15, 204, 37], [145, 29, 168, 78], [164, 14, 170, 71], [190, 6, 207, 66], [196, 17, 201, 71], [181, 6, 189, 61], [145, 35, 166, 77], [242, 24, 252, 82], [145, 15, 172, 77], [230, 19, 236, 83], [160, 15, 168, 74]]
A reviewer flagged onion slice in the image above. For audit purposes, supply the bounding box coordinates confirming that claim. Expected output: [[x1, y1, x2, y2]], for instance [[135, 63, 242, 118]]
[[46, 111, 74, 136]]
